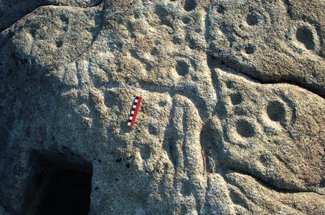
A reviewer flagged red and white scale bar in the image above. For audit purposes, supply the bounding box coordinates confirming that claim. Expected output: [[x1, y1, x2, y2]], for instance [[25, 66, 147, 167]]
[[127, 96, 142, 127]]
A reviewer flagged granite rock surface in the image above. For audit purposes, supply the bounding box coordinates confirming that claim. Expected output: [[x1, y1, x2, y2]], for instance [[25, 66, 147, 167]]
[[0, 0, 324, 214]]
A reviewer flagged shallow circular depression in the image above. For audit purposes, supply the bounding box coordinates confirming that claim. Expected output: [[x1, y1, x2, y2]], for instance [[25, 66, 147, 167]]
[[176, 60, 190, 76], [244, 44, 256, 54], [296, 26, 315, 50], [236, 119, 256, 138], [246, 12, 259, 26], [217, 5, 225, 14], [266, 100, 286, 122], [148, 123, 159, 136], [230, 93, 243, 105], [184, 0, 197, 11]]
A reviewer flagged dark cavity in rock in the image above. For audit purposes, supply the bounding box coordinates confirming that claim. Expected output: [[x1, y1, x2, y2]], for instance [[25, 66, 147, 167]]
[[184, 0, 197, 11], [296, 26, 315, 50], [25, 150, 92, 215], [267, 100, 286, 122], [236, 119, 255, 138], [176, 60, 190, 76]]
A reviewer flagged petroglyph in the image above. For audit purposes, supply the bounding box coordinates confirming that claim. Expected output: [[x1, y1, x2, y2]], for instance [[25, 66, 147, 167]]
[[0, 0, 324, 214]]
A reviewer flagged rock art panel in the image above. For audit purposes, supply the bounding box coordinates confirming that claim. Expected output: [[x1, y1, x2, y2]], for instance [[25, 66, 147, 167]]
[[211, 68, 325, 194], [0, 0, 324, 214], [207, 0, 325, 97]]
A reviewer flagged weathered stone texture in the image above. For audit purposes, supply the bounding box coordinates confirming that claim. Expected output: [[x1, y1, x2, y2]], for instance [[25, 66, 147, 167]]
[[0, 0, 324, 214]]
